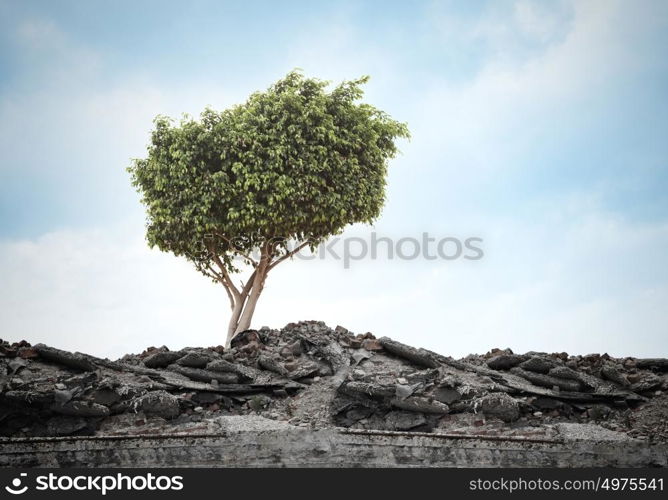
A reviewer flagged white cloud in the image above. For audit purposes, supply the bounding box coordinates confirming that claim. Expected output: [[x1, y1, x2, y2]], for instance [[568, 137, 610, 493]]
[[411, 0, 660, 166]]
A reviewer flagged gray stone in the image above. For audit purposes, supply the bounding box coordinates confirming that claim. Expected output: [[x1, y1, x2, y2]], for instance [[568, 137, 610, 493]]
[[432, 387, 462, 405], [176, 352, 212, 368], [192, 392, 223, 404], [53, 389, 74, 406], [287, 361, 320, 380], [533, 397, 564, 410], [378, 337, 440, 368], [258, 355, 289, 376], [345, 407, 373, 422], [206, 359, 258, 381], [475, 393, 520, 422], [33, 344, 96, 372], [630, 375, 662, 393], [167, 364, 239, 384], [635, 358, 668, 371], [351, 351, 372, 365], [53, 401, 110, 418], [600, 365, 629, 387], [510, 367, 582, 392], [288, 340, 303, 356], [45, 416, 88, 436], [487, 354, 526, 370], [131, 391, 180, 419], [548, 366, 581, 380], [92, 389, 121, 406], [143, 351, 182, 369], [519, 356, 557, 374], [385, 410, 427, 431], [339, 381, 395, 400], [390, 396, 449, 414], [3, 390, 53, 406], [395, 383, 420, 400]]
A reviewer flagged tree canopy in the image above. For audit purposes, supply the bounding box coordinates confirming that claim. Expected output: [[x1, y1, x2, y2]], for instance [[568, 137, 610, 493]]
[[128, 70, 409, 345]]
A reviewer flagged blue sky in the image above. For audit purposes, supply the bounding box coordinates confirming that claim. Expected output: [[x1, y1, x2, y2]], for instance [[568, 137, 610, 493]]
[[1, 0, 667, 358]]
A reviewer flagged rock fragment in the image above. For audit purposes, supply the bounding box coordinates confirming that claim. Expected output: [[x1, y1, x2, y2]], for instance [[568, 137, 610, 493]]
[[487, 354, 526, 370], [167, 364, 239, 384], [510, 367, 582, 392], [176, 352, 213, 368], [131, 391, 180, 419], [206, 359, 258, 381], [385, 411, 428, 431], [600, 365, 630, 387], [432, 386, 462, 405], [33, 344, 97, 372], [519, 356, 558, 374], [53, 401, 110, 418], [630, 375, 663, 393], [258, 355, 289, 377], [635, 358, 668, 371], [45, 416, 88, 436], [362, 339, 383, 352], [390, 396, 449, 414], [339, 381, 395, 400], [378, 337, 440, 368], [475, 393, 520, 422], [143, 351, 183, 369]]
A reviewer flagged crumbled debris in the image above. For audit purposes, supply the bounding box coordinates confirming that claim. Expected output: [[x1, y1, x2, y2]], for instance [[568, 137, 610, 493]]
[[1, 324, 666, 442]]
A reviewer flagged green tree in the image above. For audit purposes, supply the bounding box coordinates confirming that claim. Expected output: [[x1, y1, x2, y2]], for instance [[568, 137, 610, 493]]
[[128, 70, 409, 347]]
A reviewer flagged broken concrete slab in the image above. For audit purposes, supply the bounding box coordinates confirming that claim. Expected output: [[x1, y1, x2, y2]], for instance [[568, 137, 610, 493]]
[[176, 352, 213, 368], [33, 344, 97, 372], [635, 358, 668, 371], [131, 391, 180, 419], [52, 400, 110, 418], [379, 337, 440, 368], [486, 354, 526, 370], [167, 365, 239, 384], [475, 392, 520, 422], [143, 351, 183, 369], [510, 367, 582, 392], [518, 356, 558, 374]]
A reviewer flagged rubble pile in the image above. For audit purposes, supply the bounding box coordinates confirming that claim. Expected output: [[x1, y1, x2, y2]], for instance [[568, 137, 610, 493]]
[[1, 322, 667, 442]]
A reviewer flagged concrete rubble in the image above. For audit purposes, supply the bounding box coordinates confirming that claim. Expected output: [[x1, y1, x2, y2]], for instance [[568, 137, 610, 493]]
[[1, 321, 667, 449]]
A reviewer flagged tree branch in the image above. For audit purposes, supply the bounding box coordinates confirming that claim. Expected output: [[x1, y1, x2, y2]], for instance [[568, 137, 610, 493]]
[[206, 263, 236, 310], [211, 253, 241, 298], [213, 231, 258, 266], [268, 240, 310, 271]]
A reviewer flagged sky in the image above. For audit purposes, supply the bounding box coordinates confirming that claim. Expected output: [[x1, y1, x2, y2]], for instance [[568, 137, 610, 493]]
[[1, 0, 667, 359]]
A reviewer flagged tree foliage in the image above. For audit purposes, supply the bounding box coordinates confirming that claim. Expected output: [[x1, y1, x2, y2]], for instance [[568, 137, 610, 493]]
[[128, 70, 409, 344]]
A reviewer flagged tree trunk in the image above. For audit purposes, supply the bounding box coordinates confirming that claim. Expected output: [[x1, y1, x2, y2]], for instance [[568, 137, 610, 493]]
[[223, 246, 270, 348], [234, 285, 262, 334], [225, 299, 246, 347]]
